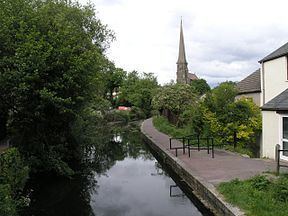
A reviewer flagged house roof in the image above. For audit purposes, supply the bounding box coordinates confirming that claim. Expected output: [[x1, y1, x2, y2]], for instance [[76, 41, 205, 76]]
[[236, 69, 261, 94], [188, 72, 198, 81], [262, 88, 288, 111], [259, 42, 288, 63]]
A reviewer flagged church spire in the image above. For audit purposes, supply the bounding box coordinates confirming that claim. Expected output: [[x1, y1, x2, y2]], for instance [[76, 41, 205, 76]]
[[177, 19, 187, 64], [176, 18, 189, 84]]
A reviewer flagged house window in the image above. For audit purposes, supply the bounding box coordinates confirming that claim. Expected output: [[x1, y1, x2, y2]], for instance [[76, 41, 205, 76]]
[[282, 117, 288, 156]]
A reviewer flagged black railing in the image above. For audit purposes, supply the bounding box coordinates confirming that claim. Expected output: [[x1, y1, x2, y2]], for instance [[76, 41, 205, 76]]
[[276, 144, 288, 175], [186, 136, 214, 158], [169, 135, 214, 158], [169, 136, 187, 157]]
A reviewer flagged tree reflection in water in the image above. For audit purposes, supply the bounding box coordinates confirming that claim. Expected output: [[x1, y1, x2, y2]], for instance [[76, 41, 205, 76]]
[[24, 123, 154, 216]]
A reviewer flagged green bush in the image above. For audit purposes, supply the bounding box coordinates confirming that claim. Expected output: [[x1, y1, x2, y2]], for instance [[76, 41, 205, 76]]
[[273, 177, 288, 202], [0, 184, 17, 216], [0, 148, 30, 215], [250, 175, 271, 191], [130, 106, 146, 120], [0, 148, 29, 192], [105, 110, 130, 123]]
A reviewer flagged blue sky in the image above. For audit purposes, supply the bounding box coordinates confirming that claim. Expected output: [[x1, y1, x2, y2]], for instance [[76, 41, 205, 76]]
[[80, 0, 288, 86]]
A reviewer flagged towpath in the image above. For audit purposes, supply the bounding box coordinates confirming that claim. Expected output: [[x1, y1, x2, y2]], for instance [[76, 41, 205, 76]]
[[142, 118, 276, 186]]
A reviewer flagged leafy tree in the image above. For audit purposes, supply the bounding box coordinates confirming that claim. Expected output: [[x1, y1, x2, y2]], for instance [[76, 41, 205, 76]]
[[224, 98, 262, 149], [119, 71, 158, 117], [203, 81, 261, 155], [179, 103, 205, 135], [204, 81, 238, 125], [104, 64, 126, 106], [190, 79, 211, 96], [0, 0, 114, 175], [152, 84, 197, 125]]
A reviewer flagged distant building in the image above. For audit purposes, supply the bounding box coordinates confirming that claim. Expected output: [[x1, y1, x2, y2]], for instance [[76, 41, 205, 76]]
[[176, 20, 198, 84], [236, 68, 261, 106]]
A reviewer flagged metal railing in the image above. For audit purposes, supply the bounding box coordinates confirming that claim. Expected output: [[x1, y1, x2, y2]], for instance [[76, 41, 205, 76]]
[[186, 136, 214, 158], [275, 144, 288, 175], [169, 135, 214, 158], [169, 136, 187, 157]]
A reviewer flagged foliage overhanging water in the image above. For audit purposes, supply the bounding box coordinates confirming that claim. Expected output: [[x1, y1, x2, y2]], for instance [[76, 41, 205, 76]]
[[24, 124, 213, 216]]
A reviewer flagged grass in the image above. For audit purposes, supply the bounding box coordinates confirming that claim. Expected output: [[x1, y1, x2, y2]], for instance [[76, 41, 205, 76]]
[[152, 115, 192, 138], [218, 175, 288, 216], [153, 115, 255, 156]]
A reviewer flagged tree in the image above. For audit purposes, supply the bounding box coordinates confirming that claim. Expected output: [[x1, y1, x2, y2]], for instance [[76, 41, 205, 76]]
[[224, 98, 262, 150], [152, 84, 197, 125], [203, 81, 261, 155], [104, 64, 126, 106], [0, 0, 114, 175], [190, 79, 211, 96], [204, 81, 238, 118], [119, 71, 158, 117]]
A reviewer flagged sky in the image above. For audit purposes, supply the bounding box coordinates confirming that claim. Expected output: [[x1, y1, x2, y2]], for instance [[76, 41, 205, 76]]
[[80, 0, 288, 86]]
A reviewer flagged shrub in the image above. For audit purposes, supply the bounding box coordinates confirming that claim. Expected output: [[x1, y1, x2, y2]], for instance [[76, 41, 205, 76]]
[[273, 177, 288, 202], [0, 184, 17, 216], [250, 175, 271, 191], [0, 148, 30, 215]]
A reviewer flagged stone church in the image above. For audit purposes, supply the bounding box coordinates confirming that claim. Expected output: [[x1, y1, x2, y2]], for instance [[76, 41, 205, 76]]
[[176, 20, 198, 84]]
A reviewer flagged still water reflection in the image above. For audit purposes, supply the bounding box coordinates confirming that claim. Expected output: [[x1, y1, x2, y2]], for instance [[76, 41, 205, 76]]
[[25, 125, 211, 216]]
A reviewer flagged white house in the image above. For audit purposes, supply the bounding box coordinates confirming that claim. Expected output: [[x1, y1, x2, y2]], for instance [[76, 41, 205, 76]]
[[259, 42, 288, 160]]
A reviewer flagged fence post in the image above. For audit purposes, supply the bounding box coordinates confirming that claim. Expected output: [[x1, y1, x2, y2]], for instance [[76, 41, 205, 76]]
[[276, 144, 280, 175], [207, 138, 210, 154], [197, 135, 200, 151], [212, 138, 214, 158], [182, 138, 185, 154], [169, 138, 172, 149]]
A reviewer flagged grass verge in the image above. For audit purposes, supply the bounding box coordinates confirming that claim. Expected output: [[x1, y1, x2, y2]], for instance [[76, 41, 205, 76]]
[[153, 115, 254, 156], [152, 115, 191, 138], [218, 175, 288, 216]]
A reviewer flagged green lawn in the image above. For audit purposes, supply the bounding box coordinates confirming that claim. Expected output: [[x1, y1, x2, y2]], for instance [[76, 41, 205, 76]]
[[218, 175, 288, 216]]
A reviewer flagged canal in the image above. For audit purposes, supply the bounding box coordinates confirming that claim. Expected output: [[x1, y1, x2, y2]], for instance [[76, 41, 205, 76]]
[[24, 124, 213, 216]]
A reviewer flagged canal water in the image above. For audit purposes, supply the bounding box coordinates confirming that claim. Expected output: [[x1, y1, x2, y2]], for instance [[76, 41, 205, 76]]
[[24, 125, 213, 216]]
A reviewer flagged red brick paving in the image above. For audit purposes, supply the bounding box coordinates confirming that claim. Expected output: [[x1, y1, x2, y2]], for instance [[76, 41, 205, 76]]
[[142, 118, 276, 186]]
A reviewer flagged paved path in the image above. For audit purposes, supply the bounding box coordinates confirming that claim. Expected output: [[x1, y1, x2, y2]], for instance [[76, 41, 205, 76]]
[[142, 118, 276, 186]]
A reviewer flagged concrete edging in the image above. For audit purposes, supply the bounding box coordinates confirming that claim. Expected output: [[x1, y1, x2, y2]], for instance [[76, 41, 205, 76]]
[[141, 122, 245, 216]]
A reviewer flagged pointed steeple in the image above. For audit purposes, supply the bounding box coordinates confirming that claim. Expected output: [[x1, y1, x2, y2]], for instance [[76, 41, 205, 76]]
[[177, 19, 187, 64], [176, 18, 189, 84]]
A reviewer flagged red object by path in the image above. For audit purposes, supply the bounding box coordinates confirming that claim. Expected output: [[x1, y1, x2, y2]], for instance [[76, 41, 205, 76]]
[[117, 106, 131, 111]]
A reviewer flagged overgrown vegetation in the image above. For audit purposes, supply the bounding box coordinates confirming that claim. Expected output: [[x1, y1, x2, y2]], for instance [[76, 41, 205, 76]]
[[116, 71, 158, 117], [218, 175, 288, 216], [152, 81, 262, 156], [0, 148, 29, 215], [0, 0, 159, 214], [153, 115, 191, 138], [0, 0, 115, 176]]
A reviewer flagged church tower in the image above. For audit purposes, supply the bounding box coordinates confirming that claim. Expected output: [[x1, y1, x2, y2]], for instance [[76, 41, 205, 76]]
[[176, 19, 189, 84]]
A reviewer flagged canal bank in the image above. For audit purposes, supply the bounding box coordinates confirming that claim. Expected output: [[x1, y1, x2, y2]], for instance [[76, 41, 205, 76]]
[[141, 118, 276, 216]]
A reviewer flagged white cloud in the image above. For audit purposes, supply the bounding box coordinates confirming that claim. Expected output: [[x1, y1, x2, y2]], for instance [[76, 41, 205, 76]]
[[80, 0, 288, 86]]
